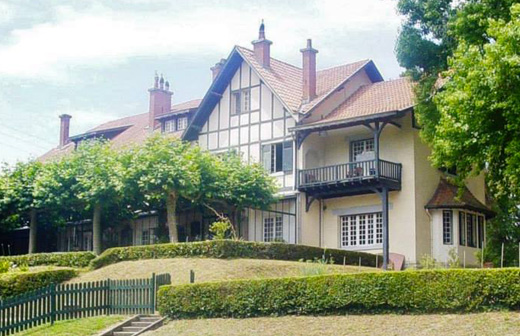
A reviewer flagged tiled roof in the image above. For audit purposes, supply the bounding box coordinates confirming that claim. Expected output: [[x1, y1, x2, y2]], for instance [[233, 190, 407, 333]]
[[169, 99, 202, 114], [236, 46, 368, 113], [305, 77, 414, 126], [39, 99, 200, 161], [425, 178, 494, 217]]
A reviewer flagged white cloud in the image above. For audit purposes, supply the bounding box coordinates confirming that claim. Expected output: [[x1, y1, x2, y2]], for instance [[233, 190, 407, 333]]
[[0, 0, 401, 81]]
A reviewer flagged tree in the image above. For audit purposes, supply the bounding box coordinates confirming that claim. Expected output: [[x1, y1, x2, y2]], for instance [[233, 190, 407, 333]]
[[204, 151, 278, 233], [396, 0, 520, 265], [35, 139, 123, 255], [0, 161, 43, 253], [124, 135, 201, 243]]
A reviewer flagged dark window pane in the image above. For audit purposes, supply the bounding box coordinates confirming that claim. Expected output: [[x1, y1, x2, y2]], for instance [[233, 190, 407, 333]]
[[275, 143, 283, 172], [283, 141, 293, 172]]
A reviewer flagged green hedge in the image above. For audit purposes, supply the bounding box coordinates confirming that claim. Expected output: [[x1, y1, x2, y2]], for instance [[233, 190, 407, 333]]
[[90, 240, 376, 269], [158, 268, 520, 318], [0, 251, 96, 268], [0, 269, 77, 299]]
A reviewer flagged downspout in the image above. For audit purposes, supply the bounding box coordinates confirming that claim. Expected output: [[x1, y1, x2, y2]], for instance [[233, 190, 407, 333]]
[[425, 208, 434, 258], [319, 199, 323, 247]]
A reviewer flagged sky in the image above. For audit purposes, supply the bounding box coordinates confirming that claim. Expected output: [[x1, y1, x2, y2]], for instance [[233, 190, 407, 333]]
[[0, 0, 404, 164]]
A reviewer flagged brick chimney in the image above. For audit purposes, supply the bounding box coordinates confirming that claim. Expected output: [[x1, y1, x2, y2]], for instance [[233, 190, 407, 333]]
[[59, 114, 71, 147], [148, 73, 173, 130], [251, 20, 272, 68], [210, 58, 227, 81], [300, 39, 318, 102]]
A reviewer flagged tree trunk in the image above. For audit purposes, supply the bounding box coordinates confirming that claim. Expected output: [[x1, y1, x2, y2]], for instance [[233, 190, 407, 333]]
[[92, 203, 102, 255], [166, 191, 179, 243], [28, 208, 37, 254]]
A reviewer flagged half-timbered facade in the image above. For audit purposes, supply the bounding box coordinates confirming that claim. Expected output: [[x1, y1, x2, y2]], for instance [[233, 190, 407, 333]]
[[30, 23, 493, 268]]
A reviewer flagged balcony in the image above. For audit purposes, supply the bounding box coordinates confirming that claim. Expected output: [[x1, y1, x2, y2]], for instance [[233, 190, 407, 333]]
[[297, 159, 402, 204]]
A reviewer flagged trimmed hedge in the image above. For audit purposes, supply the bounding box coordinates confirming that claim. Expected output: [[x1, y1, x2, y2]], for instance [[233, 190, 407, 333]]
[[158, 268, 520, 318], [90, 240, 377, 269], [0, 251, 96, 268], [0, 269, 77, 299]]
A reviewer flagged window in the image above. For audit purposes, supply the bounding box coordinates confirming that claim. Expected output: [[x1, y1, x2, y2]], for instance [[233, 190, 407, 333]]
[[459, 211, 466, 246], [142, 230, 150, 245], [177, 117, 188, 130], [262, 141, 293, 173], [164, 119, 176, 133], [340, 212, 382, 248], [351, 138, 375, 161], [231, 89, 251, 115], [263, 216, 283, 242], [443, 210, 453, 245], [242, 90, 250, 112], [466, 213, 477, 247], [459, 211, 485, 248], [477, 215, 485, 248]]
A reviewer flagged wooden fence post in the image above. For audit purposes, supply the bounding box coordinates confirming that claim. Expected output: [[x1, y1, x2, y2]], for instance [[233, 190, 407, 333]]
[[150, 273, 156, 313], [50, 285, 56, 326], [106, 279, 111, 316]]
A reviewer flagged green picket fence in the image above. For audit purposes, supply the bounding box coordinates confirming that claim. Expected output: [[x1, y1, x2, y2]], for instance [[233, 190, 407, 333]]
[[0, 273, 171, 335]]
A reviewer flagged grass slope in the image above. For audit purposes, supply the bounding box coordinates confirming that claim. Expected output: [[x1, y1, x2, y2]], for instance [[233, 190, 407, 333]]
[[143, 312, 520, 336], [15, 315, 125, 336], [69, 258, 377, 284]]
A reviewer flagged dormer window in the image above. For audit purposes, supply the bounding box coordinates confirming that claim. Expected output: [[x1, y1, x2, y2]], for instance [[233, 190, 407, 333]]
[[177, 116, 188, 130], [164, 119, 176, 133], [231, 89, 251, 115]]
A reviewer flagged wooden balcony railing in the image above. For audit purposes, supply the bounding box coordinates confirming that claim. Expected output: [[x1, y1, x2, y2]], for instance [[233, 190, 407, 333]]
[[297, 159, 402, 188]]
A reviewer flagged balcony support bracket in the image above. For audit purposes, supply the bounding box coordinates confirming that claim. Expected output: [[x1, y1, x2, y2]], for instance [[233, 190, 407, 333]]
[[295, 130, 311, 149], [305, 194, 317, 212]]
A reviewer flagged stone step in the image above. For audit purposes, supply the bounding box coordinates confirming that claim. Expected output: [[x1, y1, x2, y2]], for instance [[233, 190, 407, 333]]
[[130, 321, 153, 327], [139, 316, 161, 322], [113, 332, 136, 336], [121, 326, 143, 332]]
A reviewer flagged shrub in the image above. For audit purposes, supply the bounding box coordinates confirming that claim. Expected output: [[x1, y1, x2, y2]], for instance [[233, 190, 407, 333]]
[[90, 240, 377, 269], [158, 268, 520, 318], [0, 269, 77, 299], [0, 260, 10, 274], [0, 251, 95, 268]]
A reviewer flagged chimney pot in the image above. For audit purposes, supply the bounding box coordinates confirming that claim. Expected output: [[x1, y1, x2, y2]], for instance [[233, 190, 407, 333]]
[[148, 73, 173, 131], [59, 114, 71, 147], [252, 21, 272, 68], [300, 38, 318, 102], [210, 58, 227, 81]]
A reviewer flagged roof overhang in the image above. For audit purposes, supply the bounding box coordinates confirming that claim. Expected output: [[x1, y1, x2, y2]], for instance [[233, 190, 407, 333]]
[[155, 108, 195, 120], [425, 204, 495, 218], [183, 48, 243, 141], [69, 125, 132, 141], [290, 107, 413, 133]]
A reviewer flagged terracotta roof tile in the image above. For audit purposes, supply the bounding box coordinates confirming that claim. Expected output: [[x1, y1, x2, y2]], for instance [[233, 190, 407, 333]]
[[306, 77, 414, 125], [425, 178, 494, 217], [236, 46, 368, 113], [39, 99, 200, 161]]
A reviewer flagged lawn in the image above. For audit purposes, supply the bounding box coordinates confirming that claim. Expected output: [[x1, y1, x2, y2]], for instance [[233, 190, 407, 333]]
[[69, 258, 377, 284], [142, 312, 520, 336], [14, 315, 125, 336]]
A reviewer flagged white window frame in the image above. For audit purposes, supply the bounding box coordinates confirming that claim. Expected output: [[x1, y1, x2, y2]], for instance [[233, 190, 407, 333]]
[[231, 89, 251, 115], [177, 116, 188, 130], [164, 119, 176, 133], [262, 141, 293, 174], [351, 138, 375, 162], [443, 210, 453, 245], [458, 210, 485, 248], [263, 216, 283, 242], [340, 212, 382, 250]]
